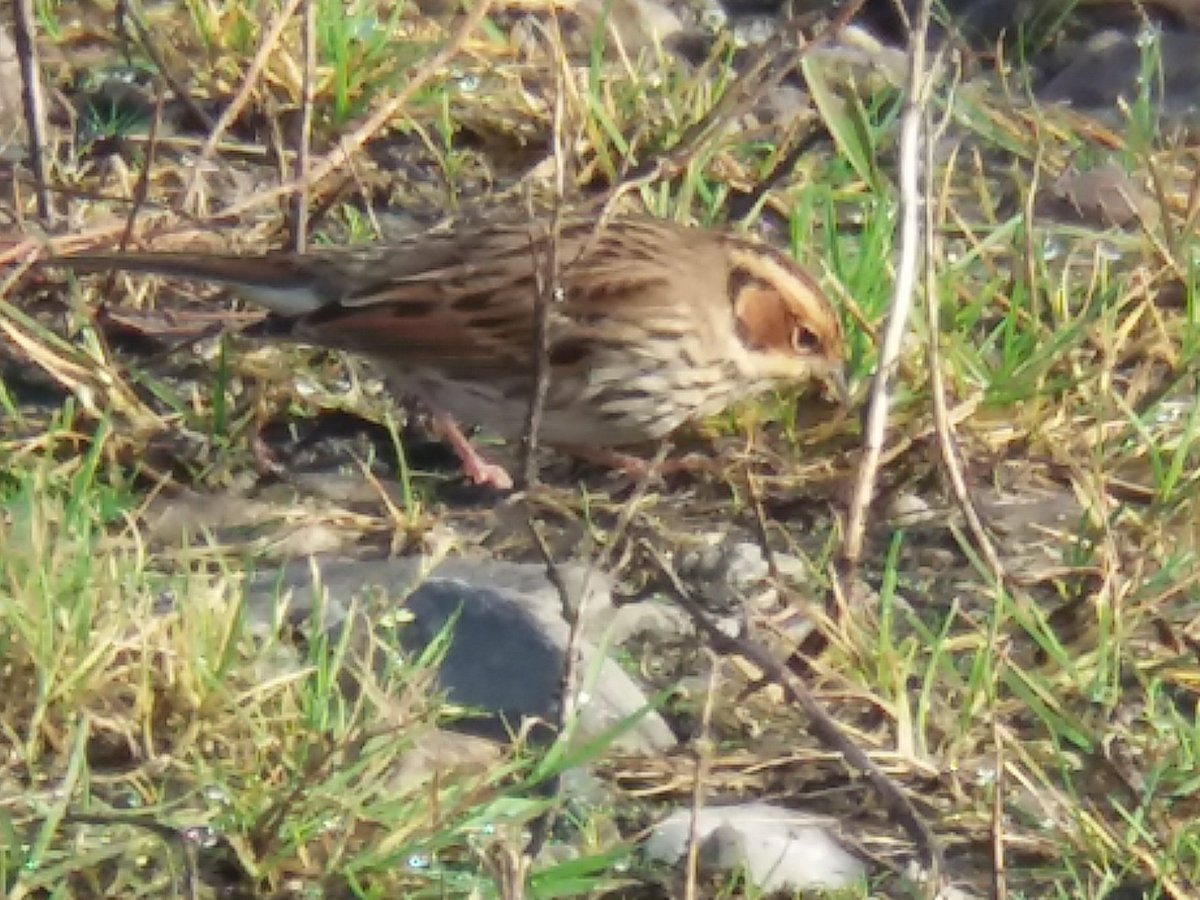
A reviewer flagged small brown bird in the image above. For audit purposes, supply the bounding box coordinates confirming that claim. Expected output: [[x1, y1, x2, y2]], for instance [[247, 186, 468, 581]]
[[49, 215, 847, 489]]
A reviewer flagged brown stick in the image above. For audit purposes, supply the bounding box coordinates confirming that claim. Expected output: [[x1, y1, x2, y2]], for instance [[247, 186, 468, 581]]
[[647, 543, 945, 883], [181, 0, 305, 212], [596, 0, 869, 211], [290, 0, 317, 253], [842, 0, 934, 566], [201, 1, 493, 227], [12, 0, 53, 223], [520, 20, 570, 489]]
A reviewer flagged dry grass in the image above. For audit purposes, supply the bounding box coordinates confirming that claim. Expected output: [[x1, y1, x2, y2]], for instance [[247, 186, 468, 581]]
[[2, 2, 1200, 898]]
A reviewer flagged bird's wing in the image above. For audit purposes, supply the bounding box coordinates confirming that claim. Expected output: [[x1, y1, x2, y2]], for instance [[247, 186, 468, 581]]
[[288, 218, 708, 376], [48, 218, 727, 378]]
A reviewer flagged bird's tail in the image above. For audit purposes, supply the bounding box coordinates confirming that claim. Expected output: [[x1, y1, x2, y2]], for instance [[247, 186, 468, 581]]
[[43, 252, 327, 316]]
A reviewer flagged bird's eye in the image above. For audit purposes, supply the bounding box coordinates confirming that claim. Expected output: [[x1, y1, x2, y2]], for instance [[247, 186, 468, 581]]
[[791, 325, 821, 353]]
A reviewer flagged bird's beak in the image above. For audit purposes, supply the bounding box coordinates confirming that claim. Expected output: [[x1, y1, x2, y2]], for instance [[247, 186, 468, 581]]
[[823, 366, 850, 407]]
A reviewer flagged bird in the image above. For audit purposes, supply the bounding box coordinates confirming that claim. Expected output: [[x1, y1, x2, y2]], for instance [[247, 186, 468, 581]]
[[46, 214, 848, 489]]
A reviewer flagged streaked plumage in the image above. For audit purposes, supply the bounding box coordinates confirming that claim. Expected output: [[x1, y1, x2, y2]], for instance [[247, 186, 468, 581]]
[[48, 215, 847, 488]]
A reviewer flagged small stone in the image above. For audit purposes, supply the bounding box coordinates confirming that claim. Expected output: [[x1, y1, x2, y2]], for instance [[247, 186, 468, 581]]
[[887, 492, 936, 526], [645, 802, 865, 892], [1038, 163, 1158, 230], [678, 537, 770, 612]]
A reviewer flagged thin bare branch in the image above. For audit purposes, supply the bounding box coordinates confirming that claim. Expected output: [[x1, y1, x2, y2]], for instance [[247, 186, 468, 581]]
[[842, 0, 935, 566], [598, 0, 868, 211], [921, 69, 1006, 583], [290, 0, 316, 252], [117, 86, 168, 255], [181, 0, 304, 212], [520, 21, 570, 489], [205, 1, 493, 226], [523, 440, 669, 866], [12, 0, 53, 223], [646, 543, 945, 881], [119, 6, 216, 132], [683, 654, 720, 900]]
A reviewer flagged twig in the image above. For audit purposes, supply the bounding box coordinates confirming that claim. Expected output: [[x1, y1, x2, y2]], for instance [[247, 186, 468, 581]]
[[531, 443, 669, 723], [290, 0, 316, 252], [530, 444, 670, 724], [181, 0, 304, 212], [920, 48, 1013, 897], [118, 5, 216, 132], [595, 0, 868, 212], [203, 1, 493, 226], [990, 666, 1008, 900], [137, 19, 217, 135], [683, 653, 720, 900], [523, 442, 669, 864], [733, 127, 826, 228], [116, 85, 167, 255], [646, 543, 945, 882], [93, 84, 168, 358], [522, 219, 559, 487], [744, 471, 782, 580], [842, 0, 934, 566], [12, 0, 53, 223], [521, 21, 570, 489], [515, 21, 641, 835], [921, 67, 1006, 583], [1021, 137, 1044, 323]]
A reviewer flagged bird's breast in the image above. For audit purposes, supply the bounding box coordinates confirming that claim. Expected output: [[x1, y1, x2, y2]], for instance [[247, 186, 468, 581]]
[[377, 336, 762, 448]]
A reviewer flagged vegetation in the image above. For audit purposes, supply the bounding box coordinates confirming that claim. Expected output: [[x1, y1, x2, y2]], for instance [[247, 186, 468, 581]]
[[2, 1, 1199, 897]]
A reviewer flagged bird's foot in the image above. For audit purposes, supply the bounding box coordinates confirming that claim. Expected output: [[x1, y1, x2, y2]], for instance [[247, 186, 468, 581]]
[[556, 444, 718, 480], [431, 411, 515, 490]]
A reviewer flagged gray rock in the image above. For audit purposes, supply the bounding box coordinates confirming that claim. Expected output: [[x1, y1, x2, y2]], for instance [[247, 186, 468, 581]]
[[1037, 163, 1158, 230], [606, 598, 694, 646], [255, 556, 619, 638], [244, 555, 678, 753], [572, 0, 685, 52], [644, 802, 865, 891], [1040, 30, 1200, 122]]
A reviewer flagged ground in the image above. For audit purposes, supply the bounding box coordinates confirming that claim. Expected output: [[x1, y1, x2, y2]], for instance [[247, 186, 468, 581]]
[[2, 1, 1200, 898]]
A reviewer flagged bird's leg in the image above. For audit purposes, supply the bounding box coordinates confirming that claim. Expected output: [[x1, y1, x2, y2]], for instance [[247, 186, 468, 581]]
[[430, 411, 515, 490]]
